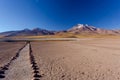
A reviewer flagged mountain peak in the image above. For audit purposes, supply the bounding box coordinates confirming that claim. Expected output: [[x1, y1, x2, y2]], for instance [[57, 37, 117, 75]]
[[67, 24, 99, 34], [68, 24, 96, 31], [77, 24, 88, 28], [67, 24, 120, 35], [76, 24, 84, 28]]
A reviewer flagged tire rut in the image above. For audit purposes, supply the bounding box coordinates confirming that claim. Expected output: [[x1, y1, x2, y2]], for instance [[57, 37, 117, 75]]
[[29, 42, 41, 80]]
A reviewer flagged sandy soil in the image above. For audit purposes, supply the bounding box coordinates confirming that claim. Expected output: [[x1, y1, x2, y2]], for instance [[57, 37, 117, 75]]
[[2, 43, 33, 80], [0, 42, 25, 67], [31, 39, 120, 80]]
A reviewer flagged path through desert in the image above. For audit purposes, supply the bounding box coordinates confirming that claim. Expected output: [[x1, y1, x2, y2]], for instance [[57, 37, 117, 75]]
[[0, 39, 120, 80]]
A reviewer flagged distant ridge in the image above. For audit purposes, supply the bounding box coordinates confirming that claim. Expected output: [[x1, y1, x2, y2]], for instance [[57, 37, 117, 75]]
[[0, 28, 54, 37], [0, 24, 120, 37]]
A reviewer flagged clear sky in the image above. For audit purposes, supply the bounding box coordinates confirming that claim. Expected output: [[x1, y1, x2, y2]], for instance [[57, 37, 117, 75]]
[[0, 0, 120, 32]]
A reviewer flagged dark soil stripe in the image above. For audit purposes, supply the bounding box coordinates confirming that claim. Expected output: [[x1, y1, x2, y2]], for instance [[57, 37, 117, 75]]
[[29, 42, 41, 80]]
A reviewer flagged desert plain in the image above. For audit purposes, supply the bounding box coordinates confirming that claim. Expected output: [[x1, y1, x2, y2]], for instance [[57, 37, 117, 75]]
[[0, 38, 120, 80]]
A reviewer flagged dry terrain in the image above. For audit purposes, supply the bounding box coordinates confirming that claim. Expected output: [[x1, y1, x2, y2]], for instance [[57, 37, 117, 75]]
[[0, 42, 25, 67], [31, 39, 120, 80], [1, 38, 120, 80], [0, 42, 41, 80], [2, 43, 33, 80]]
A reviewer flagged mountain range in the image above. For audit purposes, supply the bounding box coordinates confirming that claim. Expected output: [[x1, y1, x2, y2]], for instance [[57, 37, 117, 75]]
[[0, 28, 55, 37], [0, 24, 120, 37]]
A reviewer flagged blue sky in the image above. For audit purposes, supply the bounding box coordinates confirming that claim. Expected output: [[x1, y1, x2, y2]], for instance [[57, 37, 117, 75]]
[[0, 0, 120, 32]]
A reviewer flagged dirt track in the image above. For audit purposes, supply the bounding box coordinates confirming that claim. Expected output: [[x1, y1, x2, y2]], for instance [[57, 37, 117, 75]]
[[0, 43, 32, 80], [0, 42, 41, 80]]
